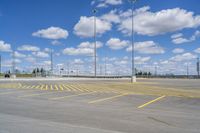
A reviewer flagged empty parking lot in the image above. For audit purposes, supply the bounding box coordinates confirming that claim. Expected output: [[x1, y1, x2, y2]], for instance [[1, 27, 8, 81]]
[[0, 78, 200, 133]]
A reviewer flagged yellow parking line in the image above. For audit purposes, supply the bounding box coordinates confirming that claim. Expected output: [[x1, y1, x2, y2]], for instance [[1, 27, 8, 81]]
[[30, 85, 35, 89], [71, 84, 83, 92], [59, 84, 64, 91], [45, 85, 48, 90], [40, 85, 44, 90], [18, 91, 60, 98], [50, 91, 96, 100], [88, 93, 128, 104], [63, 84, 71, 91], [55, 85, 59, 91], [138, 95, 166, 109], [50, 85, 54, 90], [0, 91, 16, 95], [35, 85, 41, 89]]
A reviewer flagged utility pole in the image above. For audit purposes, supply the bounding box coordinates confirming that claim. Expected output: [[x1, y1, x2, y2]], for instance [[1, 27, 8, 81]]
[[12, 50, 16, 78], [129, 0, 137, 83], [197, 57, 200, 78], [0, 55, 1, 74], [104, 57, 107, 76], [155, 66, 157, 77], [50, 49, 53, 76], [93, 9, 97, 78], [187, 63, 189, 79]]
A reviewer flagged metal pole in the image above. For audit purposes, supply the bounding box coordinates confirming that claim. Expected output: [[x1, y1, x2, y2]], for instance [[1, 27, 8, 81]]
[[51, 49, 53, 76], [12, 50, 16, 78], [130, 0, 137, 83], [93, 9, 97, 78], [187, 63, 189, 78], [197, 57, 200, 78], [0, 55, 1, 74]]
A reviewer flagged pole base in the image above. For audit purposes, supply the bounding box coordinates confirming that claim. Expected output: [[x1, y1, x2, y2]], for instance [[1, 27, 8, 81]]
[[131, 76, 136, 83], [11, 74, 16, 79]]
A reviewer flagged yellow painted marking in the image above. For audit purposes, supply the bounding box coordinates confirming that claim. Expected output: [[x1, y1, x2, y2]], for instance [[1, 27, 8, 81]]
[[89, 93, 128, 104], [45, 85, 48, 90], [138, 95, 166, 109], [59, 85, 64, 91], [0, 91, 16, 95], [71, 85, 83, 92], [18, 91, 60, 98], [55, 85, 59, 91], [30, 85, 35, 89], [50, 85, 53, 90], [50, 91, 96, 100], [63, 85, 71, 91], [40, 85, 44, 90]]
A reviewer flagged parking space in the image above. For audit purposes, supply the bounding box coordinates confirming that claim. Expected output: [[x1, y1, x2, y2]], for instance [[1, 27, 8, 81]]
[[0, 78, 200, 133]]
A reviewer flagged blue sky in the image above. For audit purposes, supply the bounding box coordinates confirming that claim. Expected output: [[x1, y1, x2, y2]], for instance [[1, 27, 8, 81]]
[[0, 0, 200, 75]]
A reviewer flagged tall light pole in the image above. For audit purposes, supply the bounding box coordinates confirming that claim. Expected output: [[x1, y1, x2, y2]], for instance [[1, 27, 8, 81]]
[[50, 49, 53, 76], [129, 0, 137, 82], [12, 50, 16, 78], [93, 9, 97, 78], [197, 57, 200, 78]]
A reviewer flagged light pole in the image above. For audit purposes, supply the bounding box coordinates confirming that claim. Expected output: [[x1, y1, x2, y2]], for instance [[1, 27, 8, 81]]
[[50, 49, 53, 76], [93, 9, 97, 78], [129, 0, 137, 82], [197, 57, 199, 78]]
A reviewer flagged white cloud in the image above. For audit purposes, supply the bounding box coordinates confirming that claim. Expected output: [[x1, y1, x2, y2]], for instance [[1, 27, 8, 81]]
[[78, 41, 103, 49], [14, 51, 26, 58], [0, 40, 11, 52], [74, 16, 111, 38], [25, 56, 36, 63], [32, 51, 49, 58], [171, 30, 200, 44], [172, 48, 185, 54], [32, 27, 68, 39], [51, 40, 62, 45], [106, 38, 129, 50], [73, 59, 84, 64], [194, 48, 200, 53], [44, 61, 51, 65], [170, 52, 197, 62], [96, 0, 122, 8], [100, 10, 120, 24], [119, 7, 200, 36], [126, 41, 165, 54], [63, 41, 103, 56], [135, 56, 151, 64], [18, 45, 40, 52]]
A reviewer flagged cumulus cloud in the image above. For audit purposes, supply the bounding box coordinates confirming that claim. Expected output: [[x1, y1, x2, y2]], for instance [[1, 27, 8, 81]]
[[18, 45, 40, 52], [119, 7, 200, 36], [32, 27, 68, 39], [74, 16, 111, 38], [171, 30, 200, 44], [63, 41, 102, 56], [32, 51, 49, 58], [135, 56, 151, 64], [126, 41, 165, 54], [106, 38, 129, 50], [170, 52, 197, 62], [100, 10, 120, 24], [0, 40, 11, 52], [93, 0, 122, 8], [14, 51, 26, 58], [172, 48, 185, 54], [194, 48, 200, 53]]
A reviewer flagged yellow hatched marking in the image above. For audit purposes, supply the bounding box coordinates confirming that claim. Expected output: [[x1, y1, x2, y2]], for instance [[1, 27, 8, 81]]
[[64, 84, 75, 91], [30, 85, 35, 89], [54, 85, 59, 91], [63, 85, 71, 91], [35, 85, 41, 89], [59, 85, 64, 91], [50, 91, 97, 100], [40, 85, 45, 90], [50, 85, 54, 90], [70, 84, 83, 92], [89, 93, 128, 104], [45, 85, 48, 90], [138, 95, 166, 109]]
